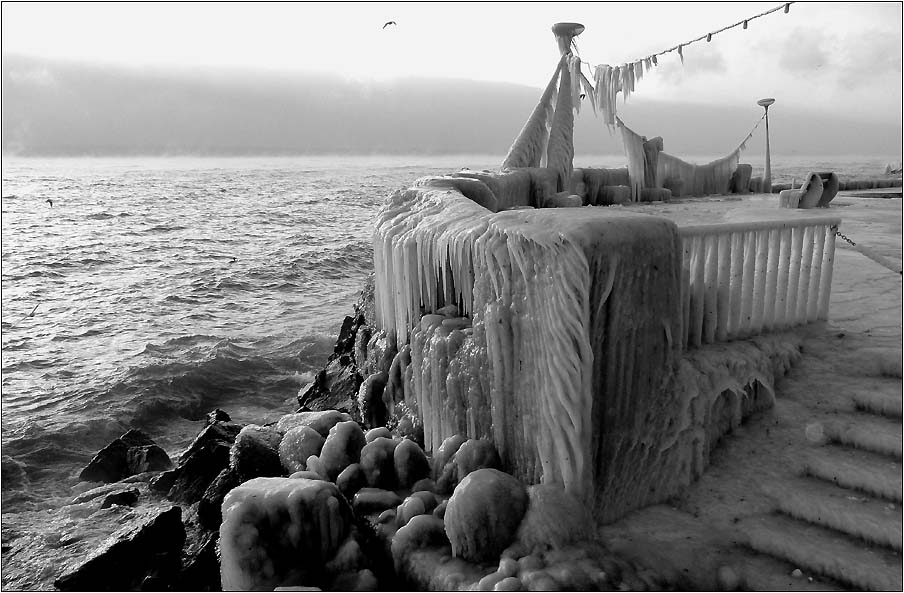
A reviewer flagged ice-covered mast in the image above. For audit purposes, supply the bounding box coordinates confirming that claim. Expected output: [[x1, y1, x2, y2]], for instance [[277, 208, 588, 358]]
[[501, 22, 584, 191]]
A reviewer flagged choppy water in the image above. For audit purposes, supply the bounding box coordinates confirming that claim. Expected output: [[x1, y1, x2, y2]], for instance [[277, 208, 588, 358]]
[[0, 153, 897, 511]]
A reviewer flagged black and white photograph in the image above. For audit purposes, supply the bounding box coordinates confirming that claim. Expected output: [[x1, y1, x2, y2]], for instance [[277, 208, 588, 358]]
[[1, 2, 902, 591]]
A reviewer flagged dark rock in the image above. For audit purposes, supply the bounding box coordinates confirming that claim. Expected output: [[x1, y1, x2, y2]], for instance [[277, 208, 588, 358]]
[[54, 506, 185, 591], [332, 314, 365, 360], [100, 488, 140, 509], [197, 466, 244, 530], [178, 528, 221, 592], [167, 422, 242, 504], [126, 445, 172, 476], [149, 469, 178, 494], [297, 358, 363, 418], [79, 429, 172, 484], [205, 409, 231, 425]]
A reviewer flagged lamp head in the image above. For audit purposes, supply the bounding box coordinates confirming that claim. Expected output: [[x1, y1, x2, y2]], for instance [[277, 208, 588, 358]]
[[757, 98, 776, 108]]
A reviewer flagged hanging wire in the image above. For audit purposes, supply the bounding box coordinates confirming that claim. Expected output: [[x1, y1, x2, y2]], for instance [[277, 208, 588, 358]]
[[576, 1, 795, 73]]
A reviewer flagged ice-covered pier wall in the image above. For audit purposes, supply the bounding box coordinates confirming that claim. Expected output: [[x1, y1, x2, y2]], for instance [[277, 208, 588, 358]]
[[372, 171, 832, 522]]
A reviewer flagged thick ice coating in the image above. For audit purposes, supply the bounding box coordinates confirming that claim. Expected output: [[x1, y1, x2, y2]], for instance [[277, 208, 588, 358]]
[[444, 468, 529, 562], [279, 426, 326, 474], [318, 421, 366, 481], [219, 477, 352, 591]]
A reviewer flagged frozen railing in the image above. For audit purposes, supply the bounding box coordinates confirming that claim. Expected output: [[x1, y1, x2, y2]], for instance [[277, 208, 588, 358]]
[[679, 216, 841, 348]]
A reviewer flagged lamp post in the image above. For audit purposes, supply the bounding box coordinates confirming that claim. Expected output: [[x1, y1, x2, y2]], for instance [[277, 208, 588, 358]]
[[757, 97, 775, 193]]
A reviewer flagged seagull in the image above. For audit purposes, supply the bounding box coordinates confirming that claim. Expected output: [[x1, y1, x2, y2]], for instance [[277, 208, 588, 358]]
[[580, 93, 586, 100], [46, 199, 53, 207], [230, 257, 237, 263], [382, 20, 397, 29]]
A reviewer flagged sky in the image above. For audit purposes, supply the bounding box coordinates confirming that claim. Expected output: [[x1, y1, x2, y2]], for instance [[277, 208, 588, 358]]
[[1, 1, 901, 156]]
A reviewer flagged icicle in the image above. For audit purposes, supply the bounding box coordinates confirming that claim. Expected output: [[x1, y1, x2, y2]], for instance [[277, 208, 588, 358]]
[[633, 61, 643, 84], [743, 19, 748, 29], [502, 56, 565, 170], [580, 72, 597, 117], [569, 55, 583, 115], [652, 54, 658, 66], [706, 33, 712, 42], [784, 3, 790, 13], [678, 45, 684, 64]]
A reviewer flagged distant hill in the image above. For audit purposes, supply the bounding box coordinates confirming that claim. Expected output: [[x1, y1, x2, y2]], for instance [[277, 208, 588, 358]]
[[2, 55, 901, 157]]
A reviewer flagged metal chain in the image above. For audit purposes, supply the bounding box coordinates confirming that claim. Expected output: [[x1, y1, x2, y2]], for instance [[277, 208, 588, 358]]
[[831, 224, 857, 247], [831, 224, 902, 275]]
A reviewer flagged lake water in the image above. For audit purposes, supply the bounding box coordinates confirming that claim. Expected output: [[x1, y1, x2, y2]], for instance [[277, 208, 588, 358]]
[[0, 153, 897, 512]]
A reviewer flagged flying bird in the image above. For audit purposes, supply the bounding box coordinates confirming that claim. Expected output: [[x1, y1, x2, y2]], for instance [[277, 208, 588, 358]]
[[382, 21, 397, 29], [27, 304, 39, 317], [580, 93, 586, 100], [46, 199, 53, 207]]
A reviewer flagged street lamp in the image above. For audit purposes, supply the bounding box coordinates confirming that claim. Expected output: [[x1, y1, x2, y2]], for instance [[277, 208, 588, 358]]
[[757, 97, 775, 193]]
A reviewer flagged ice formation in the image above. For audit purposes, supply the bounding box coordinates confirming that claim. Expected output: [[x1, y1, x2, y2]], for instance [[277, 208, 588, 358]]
[[619, 116, 747, 198], [444, 468, 529, 562], [278, 426, 325, 474], [219, 477, 352, 591]]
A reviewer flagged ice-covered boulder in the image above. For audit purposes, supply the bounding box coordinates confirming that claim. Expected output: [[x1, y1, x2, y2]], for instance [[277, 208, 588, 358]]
[[336, 463, 366, 499], [230, 424, 283, 479], [444, 468, 529, 562], [359, 437, 398, 489], [219, 478, 352, 591], [279, 426, 326, 474], [276, 411, 352, 439], [365, 427, 392, 443], [393, 438, 430, 489], [436, 438, 502, 494], [319, 421, 366, 481]]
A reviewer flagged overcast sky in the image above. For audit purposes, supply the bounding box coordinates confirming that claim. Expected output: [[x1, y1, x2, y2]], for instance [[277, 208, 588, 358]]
[[2, 1, 901, 157], [3, 1, 902, 121]]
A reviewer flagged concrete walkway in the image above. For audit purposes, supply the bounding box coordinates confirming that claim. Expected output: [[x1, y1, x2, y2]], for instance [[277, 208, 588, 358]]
[[600, 191, 902, 590]]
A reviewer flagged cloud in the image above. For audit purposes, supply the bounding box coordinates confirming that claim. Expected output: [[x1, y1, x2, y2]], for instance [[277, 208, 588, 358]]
[[777, 28, 831, 73], [836, 29, 902, 78], [648, 45, 726, 86]]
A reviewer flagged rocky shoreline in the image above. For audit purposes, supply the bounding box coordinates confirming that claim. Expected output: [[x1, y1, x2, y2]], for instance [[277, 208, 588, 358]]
[[2, 276, 656, 592]]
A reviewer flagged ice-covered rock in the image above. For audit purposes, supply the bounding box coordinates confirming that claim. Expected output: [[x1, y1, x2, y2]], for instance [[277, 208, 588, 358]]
[[352, 488, 402, 515], [230, 424, 283, 478], [359, 437, 398, 489], [336, 463, 366, 499], [358, 371, 389, 428], [276, 410, 352, 439], [219, 478, 352, 591], [444, 468, 529, 562], [365, 427, 392, 443], [391, 515, 450, 570], [394, 438, 430, 489], [319, 421, 366, 481], [279, 426, 326, 474]]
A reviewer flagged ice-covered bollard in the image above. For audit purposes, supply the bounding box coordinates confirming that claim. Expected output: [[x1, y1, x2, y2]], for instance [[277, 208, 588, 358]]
[[219, 478, 352, 591]]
